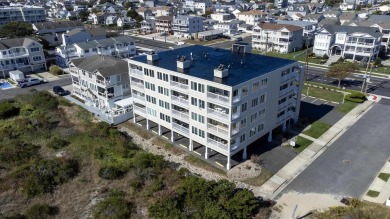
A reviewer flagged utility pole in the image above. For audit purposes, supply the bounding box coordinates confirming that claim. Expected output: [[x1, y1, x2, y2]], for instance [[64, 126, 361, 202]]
[[304, 35, 310, 81], [265, 32, 269, 55], [361, 52, 373, 93]]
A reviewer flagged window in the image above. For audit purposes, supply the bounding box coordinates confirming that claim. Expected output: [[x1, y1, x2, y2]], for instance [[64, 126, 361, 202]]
[[157, 72, 169, 82], [250, 128, 256, 137], [259, 108, 266, 118], [252, 81, 259, 92], [240, 133, 246, 143], [116, 75, 121, 82], [261, 78, 268, 88], [242, 86, 248, 96], [191, 112, 205, 123], [30, 47, 39, 52], [281, 69, 290, 77], [191, 81, 205, 93], [251, 97, 258, 108], [260, 94, 266, 103], [147, 107, 157, 117], [32, 56, 42, 61], [88, 73, 92, 78], [159, 100, 170, 109], [192, 127, 205, 138], [280, 83, 288, 91], [146, 95, 156, 104], [191, 97, 198, 106], [277, 110, 285, 118], [240, 118, 246, 128], [145, 82, 155, 91], [2, 51, 6, 55], [251, 113, 257, 123], [160, 113, 171, 122], [241, 102, 247, 113], [144, 68, 155, 77], [258, 123, 264, 133], [199, 100, 205, 109]]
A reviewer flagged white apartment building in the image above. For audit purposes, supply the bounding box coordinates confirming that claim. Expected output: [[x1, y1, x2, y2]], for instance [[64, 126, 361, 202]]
[[313, 25, 382, 61], [69, 55, 133, 125], [128, 45, 303, 170], [0, 38, 46, 78], [172, 15, 204, 37], [237, 11, 271, 26], [0, 6, 46, 25], [210, 13, 233, 23], [185, 0, 213, 14], [252, 23, 304, 54], [55, 36, 136, 67]]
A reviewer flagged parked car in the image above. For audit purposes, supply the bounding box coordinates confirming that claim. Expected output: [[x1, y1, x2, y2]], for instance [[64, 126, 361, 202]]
[[235, 37, 243, 42], [53, 86, 66, 96], [17, 78, 44, 88]]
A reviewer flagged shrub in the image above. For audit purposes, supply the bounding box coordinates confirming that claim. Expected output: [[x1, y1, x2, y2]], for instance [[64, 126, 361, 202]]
[[322, 54, 329, 60], [0, 141, 40, 165], [23, 158, 79, 197], [25, 203, 58, 219], [98, 165, 127, 180], [374, 57, 382, 67], [49, 65, 64, 75], [0, 102, 19, 119], [19, 104, 35, 116], [46, 137, 69, 150], [16, 91, 58, 111], [93, 191, 132, 219], [345, 92, 366, 103]]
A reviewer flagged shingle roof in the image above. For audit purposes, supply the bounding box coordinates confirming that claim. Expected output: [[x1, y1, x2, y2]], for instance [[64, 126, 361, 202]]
[[368, 15, 390, 22], [321, 25, 383, 38], [71, 55, 128, 77], [238, 10, 269, 15], [344, 20, 390, 29], [156, 15, 173, 21], [88, 27, 107, 37], [256, 23, 303, 32], [33, 21, 83, 30], [65, 28, 85, 37], [0, 38, 39, 50], [74, 35, 134, 50]]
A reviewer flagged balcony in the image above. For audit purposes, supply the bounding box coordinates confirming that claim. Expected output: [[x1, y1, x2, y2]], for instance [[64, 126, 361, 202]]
[[232, 95, 241, 103], [170, 81, 188, 93], [96, 79, 112, 86], [130, 68, 143, 78], [281, 71, 299, 83], [171, 95, 189, 108], [278, 98, 295, 110], [207, 123, 229, 137], [133, 105, 146, 116], [172, 122, 189, 135], [1, 52, 28, 58], [207, 92, 230, 106], [130, 81, 145, 91], [232, 111, 240, 120], [0, 63, 29, 70], [207, 138, 228, 151], [132, 93, 145, 103], [207, 107, 229, 122], [171, 109, 189, 122], [279, 85, 297, 97], [230, 141, 239, 152]]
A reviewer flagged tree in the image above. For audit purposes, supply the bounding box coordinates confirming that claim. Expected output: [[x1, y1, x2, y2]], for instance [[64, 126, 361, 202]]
[[355, 5, 362, 11], [124, 2, 133, 9], [0, 21, 34, 38], [374, 57, 382, 67], [78, 10, 90, 22], [127, 9, 139, 19], [326, 61, 359, 88]]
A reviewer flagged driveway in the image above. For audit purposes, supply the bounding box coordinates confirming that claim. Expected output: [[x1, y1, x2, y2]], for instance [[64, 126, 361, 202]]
[[278, 99, 390, 198]]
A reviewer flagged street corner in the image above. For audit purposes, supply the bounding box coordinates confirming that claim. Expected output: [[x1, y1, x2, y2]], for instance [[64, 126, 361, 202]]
[[367, 94, 381, 102]]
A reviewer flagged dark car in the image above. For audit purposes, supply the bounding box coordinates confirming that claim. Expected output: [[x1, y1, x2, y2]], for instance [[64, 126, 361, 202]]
[[53, 86, 66, 96], [235, 37, 243, 42]]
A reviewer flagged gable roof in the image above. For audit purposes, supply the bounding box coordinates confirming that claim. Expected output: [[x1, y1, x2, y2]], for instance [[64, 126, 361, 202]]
[[321, 25, 382, 38], [256, 23, 303, 32], [71, 55, 128, 77], [33, 20, 83, 30], [344, 20, 390, 29], [238, 10, 269, 16], [74, 35, 134, 50], [0, 38, 39, 50]]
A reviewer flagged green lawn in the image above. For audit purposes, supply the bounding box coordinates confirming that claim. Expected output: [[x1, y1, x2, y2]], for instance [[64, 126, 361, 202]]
[[303, 121, 332, 139], [291, 136, 313, 152], [302, 85, 344, 102], [337, 101, 358, 114], [253, 50, 325, 65], [362, 66, 390, 75], [366, 190, 380, 198], [378, 173, 390, 182]]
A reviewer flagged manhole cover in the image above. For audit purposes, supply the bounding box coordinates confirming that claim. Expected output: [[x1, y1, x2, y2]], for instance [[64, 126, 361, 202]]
[[343, 160, 351, 164]]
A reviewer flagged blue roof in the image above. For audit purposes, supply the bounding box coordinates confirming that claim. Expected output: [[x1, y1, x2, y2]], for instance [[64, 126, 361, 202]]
[[131, 45, 296, 87]]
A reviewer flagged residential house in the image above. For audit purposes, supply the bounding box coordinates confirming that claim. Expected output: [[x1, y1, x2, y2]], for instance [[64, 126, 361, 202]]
[[339, 12, 357, 25], [33, 21, 85, 47], [0, 38, 46, 78], [0, 6, 46, 25], [155, 16, 174, 35], [69, 55, 133, 125], [141, 18, 156, 33], [237, 10, 271, 26], [286, 4, 310, 17], [105, 15, 118, 25], [55, 36, 137, 67], [151, 6, 173, 16], [172, 15, 204, 37], [184, 0, 213, 14], [136, 7, 153, 18], [210, 13, 233, 23], [213, 20, 239, 35], [252, 23, 304, 53], [128, 45, 303, 169], [62, 28, 106, 46], [277, 20, 318, 45], [117, 17, 136, 27], [302, 13, 325, 23], [313, 25, 382, 61]]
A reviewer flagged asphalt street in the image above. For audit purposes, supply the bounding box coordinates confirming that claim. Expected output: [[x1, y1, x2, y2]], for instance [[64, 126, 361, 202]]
[[278, 99, 390, 198], [0, 76, 71, 100]]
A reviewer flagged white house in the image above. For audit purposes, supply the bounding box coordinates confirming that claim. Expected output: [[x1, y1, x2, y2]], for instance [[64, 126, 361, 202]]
[[237, 10, 271, 26], [172, 15, 204, 37], [128, 45, 303, 169]]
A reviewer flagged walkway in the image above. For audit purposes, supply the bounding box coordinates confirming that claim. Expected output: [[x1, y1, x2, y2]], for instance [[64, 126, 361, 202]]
[[363, 160, 390, 204]]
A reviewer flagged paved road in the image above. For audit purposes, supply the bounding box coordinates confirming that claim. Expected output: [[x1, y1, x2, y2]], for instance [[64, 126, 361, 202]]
[[0, 76, 71, 100], [306, 66, 390, 97], [278, 99, 390, 198]]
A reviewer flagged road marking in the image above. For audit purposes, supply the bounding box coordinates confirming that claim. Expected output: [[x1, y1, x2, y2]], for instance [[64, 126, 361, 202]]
[[215, 162, 224, 167], [152, 130, 158, 134], [311, 98, 317, 103], [162, 136, 168, 139], [136, 123, 142, 126], [180, 144, 187, 148], [301, 96, 307, 100], [193, 151, 201, 156]]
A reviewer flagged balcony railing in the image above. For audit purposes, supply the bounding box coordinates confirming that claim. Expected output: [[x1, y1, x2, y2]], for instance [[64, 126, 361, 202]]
[[130, 81, 144, 91], [172, 123, 189, 135], [207, 123, 229, 137], [232, 95, 241, 103], [170, 81, 188, 93], [232, 111, 240, 120], [171, 95, 189, 108], [231, 127, 239, 135], [171, 109, 189, 122], [133, 105, 146, 116], [207, 108, 229, 122], [207, 92, 230, 106], [132, 93, 145, 103], [230, 142, 239, 152], [96, 79, 110, 86], [207, 138, 228, 151]]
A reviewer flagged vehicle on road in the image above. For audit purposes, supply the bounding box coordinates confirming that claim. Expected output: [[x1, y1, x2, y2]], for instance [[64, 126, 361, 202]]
[[235, 37, 243, 42], [53, 86, 67, 96], [17, 78, 44, 88]]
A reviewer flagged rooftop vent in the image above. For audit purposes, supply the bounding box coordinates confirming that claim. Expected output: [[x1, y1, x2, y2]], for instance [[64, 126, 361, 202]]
[[177, 55, 191, 69], [214, 64, 228, 78], [147, 50, 159, 61]]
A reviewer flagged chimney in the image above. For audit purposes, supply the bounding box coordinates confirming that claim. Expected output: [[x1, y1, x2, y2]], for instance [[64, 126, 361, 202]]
[[147, 50, 159, 61], [177, 55, 191, 69], [214, 64, 229, 78]]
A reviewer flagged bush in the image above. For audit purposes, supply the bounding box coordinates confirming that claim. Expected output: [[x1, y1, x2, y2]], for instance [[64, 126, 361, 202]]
[[23, 158, 79, 197], [25, 203, 58, 219], [49, 65, 64, 75], [0, 102, 19, 119], [15, 91, 58, 111], [322, 54, 329, 60], [46, 137, 69, 149], [345, 92, 366, 103], [98, 165, 127, 180], [0, 141, 40, 165], [93, 191, 132, 219]]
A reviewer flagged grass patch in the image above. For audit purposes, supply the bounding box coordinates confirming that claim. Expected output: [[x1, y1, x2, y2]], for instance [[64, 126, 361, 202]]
[[302, 85, 344, 102], [302, 121, 332, 139], [242, 168, 273, 187], [366, 190, 380, 197], [183, 38, 227, 45], [337, 101, 358, 114], [121, 122, 154, 140], [152, 137, 185, 156], [254, 50, 325, 64], [378, 173, 390, 182], [291, 136, 313, 152], [184, 154, 226, 176]]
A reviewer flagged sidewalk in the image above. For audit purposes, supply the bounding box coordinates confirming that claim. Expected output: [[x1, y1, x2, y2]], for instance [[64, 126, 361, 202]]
[[255, 99, 375, 199], [363, 160, 390, 204]]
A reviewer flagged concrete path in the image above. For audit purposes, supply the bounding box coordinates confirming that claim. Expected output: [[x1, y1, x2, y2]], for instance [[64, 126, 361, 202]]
[[363, 161, 390, 204], [256, 99, 375, 199]]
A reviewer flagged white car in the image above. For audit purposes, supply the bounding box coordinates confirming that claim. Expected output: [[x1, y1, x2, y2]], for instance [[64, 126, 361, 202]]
[[17, 78, 44, 88]]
